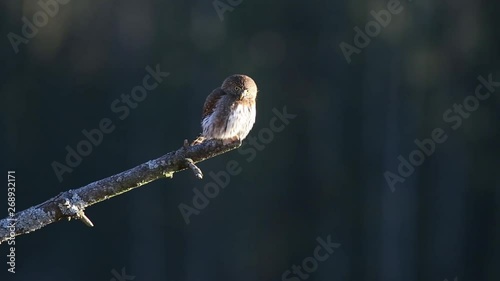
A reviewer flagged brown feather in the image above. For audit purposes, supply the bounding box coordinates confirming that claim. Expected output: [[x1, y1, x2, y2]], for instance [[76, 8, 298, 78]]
[[202, 88, 226, 121]]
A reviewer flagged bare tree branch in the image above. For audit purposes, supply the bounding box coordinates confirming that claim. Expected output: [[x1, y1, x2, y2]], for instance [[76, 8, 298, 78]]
[[0, 139, 241, 244]]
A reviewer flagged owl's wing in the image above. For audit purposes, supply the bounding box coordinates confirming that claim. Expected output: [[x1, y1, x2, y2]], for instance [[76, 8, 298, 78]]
[[202, 87, 226, 120]]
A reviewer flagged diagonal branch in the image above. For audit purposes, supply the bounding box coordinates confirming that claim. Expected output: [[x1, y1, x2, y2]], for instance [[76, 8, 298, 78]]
[[0, 139, 241, 244]]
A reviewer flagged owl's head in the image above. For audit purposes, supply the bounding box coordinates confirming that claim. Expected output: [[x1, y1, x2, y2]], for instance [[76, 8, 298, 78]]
[[221, 74, 258, 100]]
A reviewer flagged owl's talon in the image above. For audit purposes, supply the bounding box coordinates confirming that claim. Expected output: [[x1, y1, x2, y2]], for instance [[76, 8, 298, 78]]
[[191, 136, 205, 146], [222, 136, 241, 145]]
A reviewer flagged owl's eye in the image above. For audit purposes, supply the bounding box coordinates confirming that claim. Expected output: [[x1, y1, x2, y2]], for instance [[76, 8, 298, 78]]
[[234, 86, 241, 91]]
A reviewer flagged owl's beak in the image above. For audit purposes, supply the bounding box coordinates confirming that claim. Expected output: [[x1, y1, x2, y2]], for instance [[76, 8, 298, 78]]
[[240, 89, 248, 100]]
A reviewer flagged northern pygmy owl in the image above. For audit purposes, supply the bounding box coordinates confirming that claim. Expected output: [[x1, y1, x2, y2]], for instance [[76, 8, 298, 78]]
[[193, 74, 258, 145]]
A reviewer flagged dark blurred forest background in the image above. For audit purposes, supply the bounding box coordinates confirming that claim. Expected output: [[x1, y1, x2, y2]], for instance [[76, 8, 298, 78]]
[[0, 0, 499, 280]]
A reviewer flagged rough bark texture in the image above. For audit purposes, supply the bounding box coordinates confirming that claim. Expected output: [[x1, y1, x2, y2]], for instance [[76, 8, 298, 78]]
[[0, 139, 241, 244]]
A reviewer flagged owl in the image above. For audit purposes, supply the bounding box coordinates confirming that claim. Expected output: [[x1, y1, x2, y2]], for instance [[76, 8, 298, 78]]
[[193, 74, 258, 145]]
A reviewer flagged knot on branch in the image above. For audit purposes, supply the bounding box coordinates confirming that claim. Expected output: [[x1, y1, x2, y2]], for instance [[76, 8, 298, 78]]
[[185, 158, 203, 179], [58, 192, 94, 227]]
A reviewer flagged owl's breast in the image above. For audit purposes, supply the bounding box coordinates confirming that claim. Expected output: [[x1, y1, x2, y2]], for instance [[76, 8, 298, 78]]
[[225, 101, 256, 139], [201, 99, 256, 140]]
